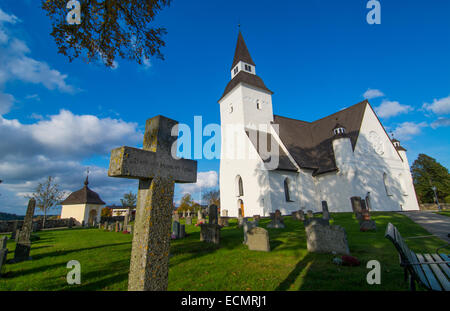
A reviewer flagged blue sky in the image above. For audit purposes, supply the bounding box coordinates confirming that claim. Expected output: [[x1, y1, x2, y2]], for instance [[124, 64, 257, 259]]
[[0, 0, 449, 214]]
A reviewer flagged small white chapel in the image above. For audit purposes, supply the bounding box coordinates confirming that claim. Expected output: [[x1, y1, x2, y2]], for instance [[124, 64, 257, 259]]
[[60, 176, 105, 225], [219, 31, 420, 218]]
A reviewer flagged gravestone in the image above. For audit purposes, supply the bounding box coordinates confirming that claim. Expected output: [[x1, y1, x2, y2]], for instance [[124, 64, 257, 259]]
[[115, 221, 120, 232], [185, 216, 192, 225], [304, 221, 350, 255], [0, 246, 7, 277], [32, 222, 38, 232], [200, 205, 221, 244], [108, 224, 114, 232], [180, 225, 186, 239], [108, 115, 197, 291], [14, 198, 36, 262], [82, 220, 85, 227], [253, 215, 261, 226], [68, 218, 73, 229], [173, 211, 180, 222], [98, 222, 102, 229], [243, 219, 257, 244], [218, 217, 229, 227], [359, 200, 376, 231], [10, 221, 18, 240], [247, 227, 270, 252], [292, 211, 300, 221], [172, 221, 180, 238], [208, 205, 218, 225], [124, 213, 129, 230], [350, 197, 363, 221], [322, 201, 330, 221], [298, 210, 305, 221], [182, 211, 186, 218], [267, 210, 285, 229], [119, 222, 123, 232], [127, 225, 133, 234], [307, 210, 314, 219]]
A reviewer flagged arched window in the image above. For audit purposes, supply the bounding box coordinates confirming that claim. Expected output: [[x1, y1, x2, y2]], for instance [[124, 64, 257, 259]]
[[284, 178, 292, 202], [236, 175, 244, 197], [383, 173, 392, 196]]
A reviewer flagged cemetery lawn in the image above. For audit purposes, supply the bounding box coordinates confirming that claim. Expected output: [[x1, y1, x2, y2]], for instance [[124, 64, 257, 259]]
[[434, 211, 450, 217], [0, 212, 446, 291]]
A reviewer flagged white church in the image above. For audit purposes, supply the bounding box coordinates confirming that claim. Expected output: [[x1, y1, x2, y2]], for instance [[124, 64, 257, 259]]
[[219, 31, 420, 218]]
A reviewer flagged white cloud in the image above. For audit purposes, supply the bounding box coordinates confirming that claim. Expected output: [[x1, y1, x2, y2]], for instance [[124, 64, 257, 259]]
[[0, 110, 143, 213], [143, 58, 151, 69], [0, 8, 20, 24], [430, 117, 450, 129], [393, 121, 427, 141], [363, 88, 385, 100], [423, 95, 450, 115], [0, 91, 14, 114], [0, 15, 77, 95], [178, 170, 218, 195], [375, 100, 413, 118]]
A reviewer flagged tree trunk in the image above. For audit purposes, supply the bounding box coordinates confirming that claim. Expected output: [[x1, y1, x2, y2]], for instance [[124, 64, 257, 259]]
[[43, 207, 47, 229]]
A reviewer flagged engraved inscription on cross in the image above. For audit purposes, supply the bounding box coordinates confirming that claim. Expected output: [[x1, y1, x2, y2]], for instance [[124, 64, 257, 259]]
[[108, 115, 197, 291]]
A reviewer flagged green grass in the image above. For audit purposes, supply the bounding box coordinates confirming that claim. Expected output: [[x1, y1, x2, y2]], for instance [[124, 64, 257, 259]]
[[0, 212, 446, 291], [434, 211, 450, 217]]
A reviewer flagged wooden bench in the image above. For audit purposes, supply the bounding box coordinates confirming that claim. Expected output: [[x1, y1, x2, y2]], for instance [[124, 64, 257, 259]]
[[385, 222, 450, 291]]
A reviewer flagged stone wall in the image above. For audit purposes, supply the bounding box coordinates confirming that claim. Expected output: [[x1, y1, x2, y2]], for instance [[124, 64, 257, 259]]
[[419, 203, 450, 211], [0, 218, 74, 233]]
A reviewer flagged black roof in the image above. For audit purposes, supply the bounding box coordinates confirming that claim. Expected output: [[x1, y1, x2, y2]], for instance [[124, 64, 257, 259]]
[[60, 177, 106, 205], [219, 71, 273, 101], [231, 31, 256, 70]]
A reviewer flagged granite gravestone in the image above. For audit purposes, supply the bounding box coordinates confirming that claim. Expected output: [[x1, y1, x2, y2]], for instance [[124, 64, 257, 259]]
[[108, 115, 197, 291], [350, 197, 363, 221], [14, 198, 36, 262], [307, 210, 314, 219], [246, 227, 270, 252], [359, 200, 376, 231], [200, 205, 221, 244], [298, 210, 305, 221], [10, 221, 18, 240], [243, 219, 257, 245], [305, 221, 350, 255], [185, 216, 192, 225], [0, 237, 7, 277], [267, 210, 285, 229]]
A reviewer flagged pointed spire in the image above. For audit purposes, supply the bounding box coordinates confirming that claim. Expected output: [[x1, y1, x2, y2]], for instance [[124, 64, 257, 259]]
[[84, 167, 89, 187], [231, 31, 255, 70]]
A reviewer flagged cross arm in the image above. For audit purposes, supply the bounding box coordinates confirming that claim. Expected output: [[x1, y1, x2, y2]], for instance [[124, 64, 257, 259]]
[[108, 146, 197, 183]]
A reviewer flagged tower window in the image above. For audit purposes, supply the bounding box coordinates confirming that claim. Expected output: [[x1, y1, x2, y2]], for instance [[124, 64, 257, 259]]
[[256, 100, 262, 110], [245, 64, 252, 72], [234, 67, 238, 75]]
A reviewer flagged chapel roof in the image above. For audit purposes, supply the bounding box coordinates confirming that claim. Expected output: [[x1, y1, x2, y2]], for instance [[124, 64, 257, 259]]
[[60, 176, 106, 205]]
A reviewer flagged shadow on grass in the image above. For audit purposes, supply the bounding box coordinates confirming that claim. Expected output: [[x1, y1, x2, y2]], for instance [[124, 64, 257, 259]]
[[275, 253, 315, 291], [30, 242, 131, 261]]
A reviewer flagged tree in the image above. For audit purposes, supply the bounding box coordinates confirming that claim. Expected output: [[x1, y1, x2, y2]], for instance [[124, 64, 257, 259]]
[[41, 0, 171, 68], [121, 191, 137, 218], [202, 189, 220, 207], [411, 154, 450, 203], [101, 206, 112, 217], [28, 176, 65, 229], [178, 193, 193, 212]]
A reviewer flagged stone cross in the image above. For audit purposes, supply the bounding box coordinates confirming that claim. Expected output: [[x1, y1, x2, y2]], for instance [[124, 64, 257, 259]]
[[14, 198, 36, 262], [108, 115, 197, 291]]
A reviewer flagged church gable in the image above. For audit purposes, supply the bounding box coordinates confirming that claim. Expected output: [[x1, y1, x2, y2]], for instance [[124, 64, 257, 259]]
[[354, 103, 404, 163]]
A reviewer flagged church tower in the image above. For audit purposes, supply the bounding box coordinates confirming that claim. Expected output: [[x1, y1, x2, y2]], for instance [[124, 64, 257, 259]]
[[219, 31, 275, 218]]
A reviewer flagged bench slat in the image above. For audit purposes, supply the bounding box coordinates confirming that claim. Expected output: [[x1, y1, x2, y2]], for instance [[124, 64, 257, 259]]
[[424, 254, 450, 291], [409, 251, 431, 289], [416, 253, 443, 291], [440, 253, 450, 263], [431, 254, 450, 279]]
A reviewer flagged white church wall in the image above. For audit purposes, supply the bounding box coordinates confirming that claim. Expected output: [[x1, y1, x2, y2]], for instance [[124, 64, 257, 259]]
[[266, 170, 300, 215], [83, 204, 103, 223]]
